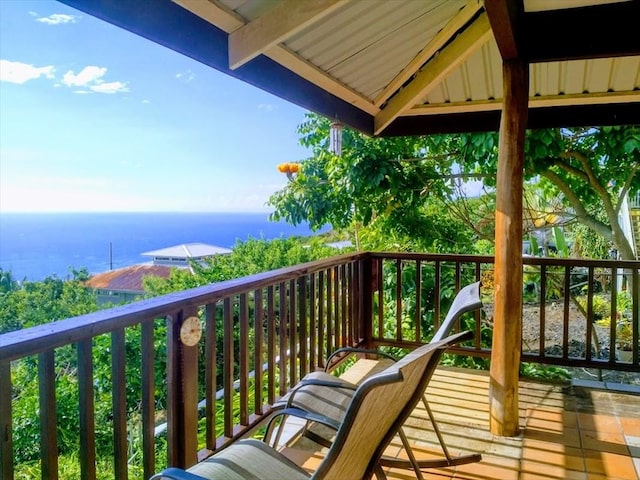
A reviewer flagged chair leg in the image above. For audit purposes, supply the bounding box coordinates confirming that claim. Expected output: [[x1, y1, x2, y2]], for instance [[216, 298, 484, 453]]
[[379, 394, 482, 471], [397, 427, 425, 480], [421, 394, 453, 462]]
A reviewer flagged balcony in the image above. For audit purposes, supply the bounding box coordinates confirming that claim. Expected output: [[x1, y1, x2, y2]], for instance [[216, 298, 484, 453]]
[[1, 252, 638, 479]]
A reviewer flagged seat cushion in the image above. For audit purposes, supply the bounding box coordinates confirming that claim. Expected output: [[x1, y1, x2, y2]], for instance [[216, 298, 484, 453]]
[[188, 439, 309, 480]]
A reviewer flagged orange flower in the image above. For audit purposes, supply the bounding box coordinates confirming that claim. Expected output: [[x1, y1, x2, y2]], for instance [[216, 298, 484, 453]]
[[277, 162, 301, 174]]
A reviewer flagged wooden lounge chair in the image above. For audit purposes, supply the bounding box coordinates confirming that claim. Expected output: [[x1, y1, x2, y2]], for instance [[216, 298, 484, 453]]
[[151, 331, 473, 480], [265, 281, 483, 478]]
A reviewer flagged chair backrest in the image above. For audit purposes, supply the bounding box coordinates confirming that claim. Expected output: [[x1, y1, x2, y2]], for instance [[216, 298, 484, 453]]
[[311, 330, 472, 480], [431, 281, 482, 342]]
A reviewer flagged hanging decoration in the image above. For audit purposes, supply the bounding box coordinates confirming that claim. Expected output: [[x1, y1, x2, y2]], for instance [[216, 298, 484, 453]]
[[329, 121, 343, 156]]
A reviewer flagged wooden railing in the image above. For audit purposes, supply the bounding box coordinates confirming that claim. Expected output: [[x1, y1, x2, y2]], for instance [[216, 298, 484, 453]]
[[369, 253, 639, 371], [0, 252, 638, 479]]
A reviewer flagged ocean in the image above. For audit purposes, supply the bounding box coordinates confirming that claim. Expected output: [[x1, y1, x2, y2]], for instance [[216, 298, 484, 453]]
[[0, 212, 324, 282]]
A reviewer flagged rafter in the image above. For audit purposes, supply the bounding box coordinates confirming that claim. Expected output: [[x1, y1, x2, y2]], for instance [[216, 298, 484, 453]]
[[171, 0, 244, 32], [404, 91, 640, 115], [373, 0, 483, 108], [374, 13, 492, 135], [228, 0, 348, 70], [265, 47, 379, 115]]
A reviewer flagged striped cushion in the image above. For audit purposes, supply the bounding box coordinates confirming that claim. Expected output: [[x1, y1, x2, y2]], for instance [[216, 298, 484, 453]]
[[187, 439, 308, 480]]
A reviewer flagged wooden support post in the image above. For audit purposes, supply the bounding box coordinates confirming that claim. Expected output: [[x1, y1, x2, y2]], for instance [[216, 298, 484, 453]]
[[167, 309, 199, 468], [490, 59, 528, 437]]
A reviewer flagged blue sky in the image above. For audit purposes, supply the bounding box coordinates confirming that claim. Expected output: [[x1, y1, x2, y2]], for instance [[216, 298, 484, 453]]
[[0, 1, 311, 213]]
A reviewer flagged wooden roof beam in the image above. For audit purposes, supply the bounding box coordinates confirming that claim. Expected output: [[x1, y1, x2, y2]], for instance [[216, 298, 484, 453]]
[[228, 0, 348, 70], [484, 0, 523, 60], [524, 1, 640, 61], [374, 13, 492, 135]]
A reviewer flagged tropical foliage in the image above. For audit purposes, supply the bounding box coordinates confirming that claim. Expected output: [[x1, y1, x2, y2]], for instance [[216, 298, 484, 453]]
[[269, 115, 639, 259]]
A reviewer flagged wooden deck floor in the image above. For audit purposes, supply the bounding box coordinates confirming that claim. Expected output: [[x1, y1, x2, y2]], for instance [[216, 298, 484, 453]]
[[281, 367, 640, 480]]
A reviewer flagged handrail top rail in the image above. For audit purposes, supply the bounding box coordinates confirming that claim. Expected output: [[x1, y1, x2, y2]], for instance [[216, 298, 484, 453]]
[[0, 251, 366, 363], [2, 251, 637, 363], [370, 251, 640, 268]]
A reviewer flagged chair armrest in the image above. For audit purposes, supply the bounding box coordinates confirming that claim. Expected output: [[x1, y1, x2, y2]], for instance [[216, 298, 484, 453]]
[[278, 407, 342, 431], [286, 378, 356, 408], [325, 347, 398, 372], [150, 467, 208, 480]]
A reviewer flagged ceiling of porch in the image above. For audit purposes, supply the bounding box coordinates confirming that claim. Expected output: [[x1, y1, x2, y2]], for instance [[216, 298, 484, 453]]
[[60, 0, 640, 136]]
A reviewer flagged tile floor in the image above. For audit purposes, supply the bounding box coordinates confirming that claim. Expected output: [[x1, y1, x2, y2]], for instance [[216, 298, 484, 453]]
[[281, 367, 640, 480]]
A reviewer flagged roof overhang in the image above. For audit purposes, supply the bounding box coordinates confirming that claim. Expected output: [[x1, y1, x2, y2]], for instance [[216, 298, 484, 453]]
[[58, 0, 640, 136]]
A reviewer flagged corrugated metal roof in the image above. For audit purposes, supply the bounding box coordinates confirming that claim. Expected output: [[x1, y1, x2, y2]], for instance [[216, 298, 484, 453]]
[[84, 265, 172, 293], [66, 0, 639, 135], [283, 0, 468, 100], [142, 243, 232, 258]]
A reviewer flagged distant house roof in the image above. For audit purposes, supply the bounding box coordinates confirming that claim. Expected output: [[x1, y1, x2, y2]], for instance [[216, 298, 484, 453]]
[[84, 265, 172, 293], [142, 243, 232, 259], [325, 240, 354, 249]]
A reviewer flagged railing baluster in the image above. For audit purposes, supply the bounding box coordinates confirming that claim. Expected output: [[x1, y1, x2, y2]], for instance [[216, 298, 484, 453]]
[[205, 303, 217, 449], [239, 293, 249, 426], [610, 268, 618, 363], [267, 286, 276, 405], [278, 282, 288, 396], [0, 361, 12, 480], [434, 260, 441, 333], [141, 320, 155, 478], [416, 260, 422, 342], [289, 279, 297, 386], [539, 265, 547, 358], [309, 274, 317, 370], [563, 266, 571, 360], [253, 289, 264, 416], [474, 262, 482, 349], [326, 269, 333, 354], [377, 259, 383, 339], [111, 329, 127, 479], [318, 271, 326, 364], [77, 339, 96, 480], [222, 300, 234, 438], [341, 264, 348, 347], [585, 266, 595, 361], [352, 261, 360, 344], [333, 266, 340, 349], [299, 276, 308, 379], [39, 350, 58, 480], [396, 259, 402, 341], [632, 267, 639, 366]]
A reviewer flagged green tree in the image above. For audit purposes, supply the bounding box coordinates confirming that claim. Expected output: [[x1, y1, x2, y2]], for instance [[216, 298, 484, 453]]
[[270, 116, 639, 260], [268, 114, 475, 253], [451, 126, 639, 260]]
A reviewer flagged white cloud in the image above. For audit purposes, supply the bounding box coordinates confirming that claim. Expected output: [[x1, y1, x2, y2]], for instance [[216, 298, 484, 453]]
[[90, 81, 129, 94], [0, 60, 55, 84], [62, 66, 128, 94], [176, 70, 195, 82], [258, 103, 276, 113], [63, 66, 106, 87], [36, 14, 78, 25]]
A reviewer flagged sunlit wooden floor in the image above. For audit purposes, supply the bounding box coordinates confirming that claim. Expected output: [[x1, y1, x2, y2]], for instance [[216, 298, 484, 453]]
[[280, 367, 640, 480]]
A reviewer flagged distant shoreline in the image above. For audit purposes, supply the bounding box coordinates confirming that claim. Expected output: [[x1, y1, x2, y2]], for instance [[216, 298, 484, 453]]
[[0, 212, 326, 281]]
